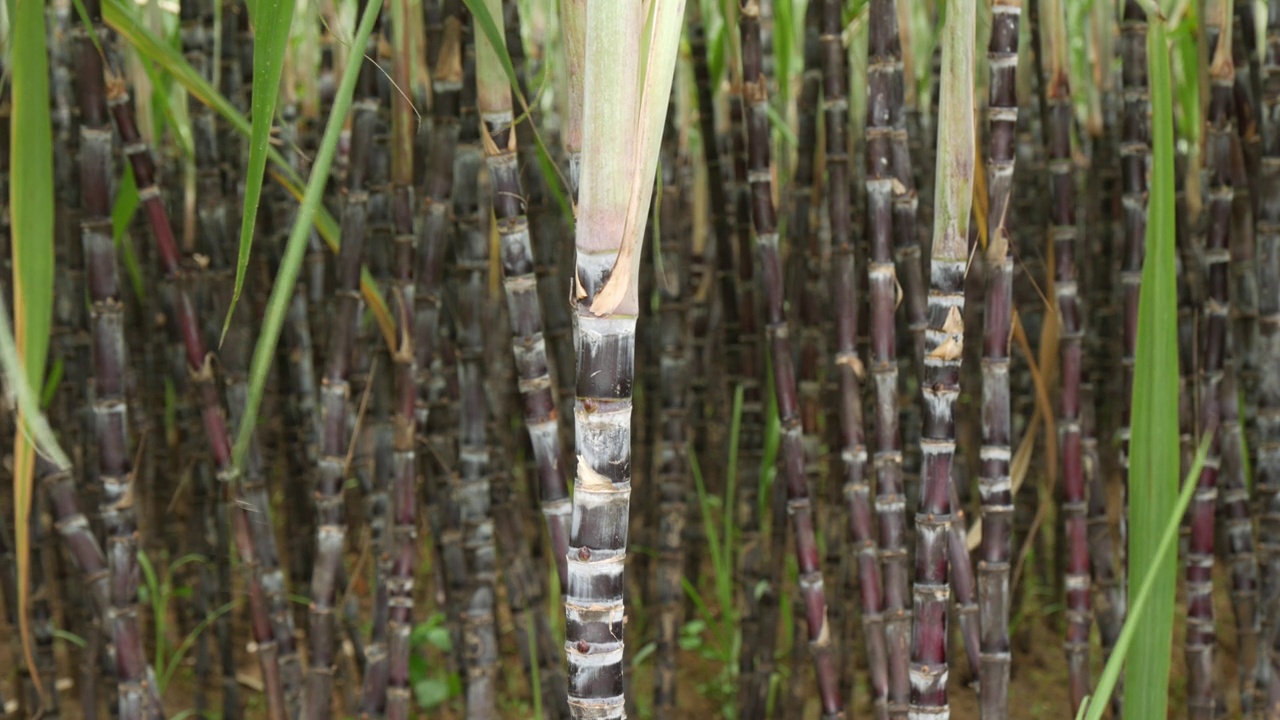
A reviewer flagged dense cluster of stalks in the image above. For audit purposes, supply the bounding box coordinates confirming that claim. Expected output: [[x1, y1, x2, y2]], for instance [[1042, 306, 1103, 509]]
[[6, 0, 1280, 717]]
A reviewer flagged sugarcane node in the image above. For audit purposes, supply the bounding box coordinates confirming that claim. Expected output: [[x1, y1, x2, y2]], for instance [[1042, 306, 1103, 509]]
[[578, 546, 591, 561]]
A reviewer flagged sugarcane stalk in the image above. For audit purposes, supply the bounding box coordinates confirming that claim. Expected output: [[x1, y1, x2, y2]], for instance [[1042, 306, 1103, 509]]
[[70, 2, 165, 714], [563, 1, 682, 714], [303, 3, 382, 711], [910, 0, 974, 714], [1220, 349, 1261, 713], [474, 0, 572, 590], [1035, 0, 1093, 708], [818, 1, 889, 717], [193, 9, 304, 709], [414, 0, 460, 457], [651, 89, 691, 715], [1116, 0, 1150, 588], [1256, 0, 1280, 711], [738, 1, 842, 715], [1221, 70, 1262, 713], [504, 0, 575, 471], [414, 3, 469, 685], [1187, 7, 1234, 717], [453, 24, 501, 714], [382, 2, 418, 716], [1080, 10, 1125, 714], [728, 82, 770, 720], [865, 1, 916, 712], [103, 72, 288, 720], [978, 1, 1020, 715]]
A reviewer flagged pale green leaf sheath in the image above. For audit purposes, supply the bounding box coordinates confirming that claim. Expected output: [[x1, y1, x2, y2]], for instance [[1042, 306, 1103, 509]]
[[565, 0, 684, 715]]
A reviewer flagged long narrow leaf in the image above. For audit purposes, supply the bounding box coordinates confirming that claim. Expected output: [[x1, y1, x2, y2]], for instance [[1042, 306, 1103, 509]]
[[222, 0, 296, 342], [1083, 433, 1213, 720], [231, 0, 383, 473], [1123, 8, 1181, 715], [8, 0, 54, 703]]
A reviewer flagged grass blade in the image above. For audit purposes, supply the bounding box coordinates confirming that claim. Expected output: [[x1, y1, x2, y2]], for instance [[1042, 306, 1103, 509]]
[[1123, 8, 1181, 716], [1083, 433, 1213, 720], [231, 0, 383, 473], [222, 0, 296, 343], [8, 0, 55, 705]]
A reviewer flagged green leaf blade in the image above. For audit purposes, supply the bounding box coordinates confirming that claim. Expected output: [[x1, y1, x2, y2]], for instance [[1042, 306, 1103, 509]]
[[9, 0, 56, 702], [1122, 12, 1181, 717], [222, 0, 296, 344]]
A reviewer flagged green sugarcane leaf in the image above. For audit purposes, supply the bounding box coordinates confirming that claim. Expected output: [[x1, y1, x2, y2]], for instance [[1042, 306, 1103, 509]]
[[9, 0, 55, 704], [110, 164, 148, 303], [102, 0, 397, 350], [1085, 434, 1211, 720], [230, 0, 384, 474], [222, 0, 296, 345], [40, 357, 63, 408], [1123, 8, 1181, 716]]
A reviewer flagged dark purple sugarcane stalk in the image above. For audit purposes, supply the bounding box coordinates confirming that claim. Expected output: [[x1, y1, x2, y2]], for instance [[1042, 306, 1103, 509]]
[[683, 6, 727, 543], [820, 3, 889, 717], [793, 5, 846, 680], [474, 0, 571, 590], [738, 1, 843, 715], [978, 1, 1020, 715], [865, 0, 913, 714], [1221, 62, 1262, 711], [102, 71, 288, 719], [1219, 350, 1261, 712], [1116, 1, 1149, 575], [302, 3, 382, 712], [223, 286, 306, 719], [1256, 0, 1280, 710], [414, 0, 460, 452], [1081, 13, 1125, 713], [728, 88, 770, 720], [276, 106, 322, 619], [1232, 2, 1262, 402], [190, 6, 302, 708], [947, 475, 981, 684], [768, 3, 828, 711], [910, 0, 974, 713], [453, 33, 500, 716], [415, 3, 469, 683], [1187, 12, 1234, 717], [652, 92, 690, 714], [1036, 2, 1093, 706], [71, 2, 163, 714], [1117, 0, 1151, 311], [357, 51, 395, 716], [884, 9, 927, 377], [384, 3, 417, 715], [793, 0, 822, 451]]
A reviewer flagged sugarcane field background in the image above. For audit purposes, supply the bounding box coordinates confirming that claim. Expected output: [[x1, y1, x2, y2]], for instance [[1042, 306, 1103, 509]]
[[2, 0, 1277, 716]]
